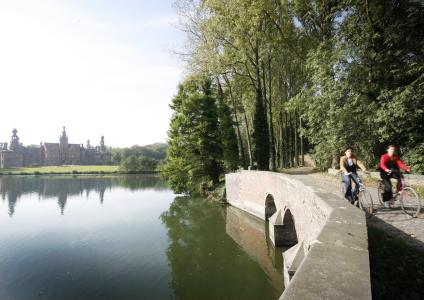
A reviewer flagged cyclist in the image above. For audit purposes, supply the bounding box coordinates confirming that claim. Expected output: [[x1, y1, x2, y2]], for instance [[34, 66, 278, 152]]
[[379, 145, 411, 208], [340, 146, 369, 204]]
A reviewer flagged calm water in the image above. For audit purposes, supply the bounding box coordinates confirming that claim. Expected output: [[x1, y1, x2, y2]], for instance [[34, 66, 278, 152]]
[[0, 175, 284, 300]]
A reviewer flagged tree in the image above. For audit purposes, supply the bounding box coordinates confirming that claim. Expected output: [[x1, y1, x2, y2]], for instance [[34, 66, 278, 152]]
[[161, 77, 223, 193], [171, 0, 424, 173], [216, 77, 239, 171], [252, 82, 269, 170]]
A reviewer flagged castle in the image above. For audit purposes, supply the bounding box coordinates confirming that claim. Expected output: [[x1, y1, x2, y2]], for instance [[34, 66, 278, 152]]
[[0, 127, 111, 168]]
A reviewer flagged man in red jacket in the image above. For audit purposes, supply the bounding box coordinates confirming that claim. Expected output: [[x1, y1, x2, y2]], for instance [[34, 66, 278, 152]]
[[379, 145, 411, 208]]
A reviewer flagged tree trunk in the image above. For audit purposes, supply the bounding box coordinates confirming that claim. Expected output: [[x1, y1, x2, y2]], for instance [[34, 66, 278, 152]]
[[294, 110, 299, 167], [253, 42, 269, 170], [266, 57, 276, 171], [300, 116, 304, 166], [278, 109, 284, 168], [244, 111, 253, 167], [224, 75, 247, 168]]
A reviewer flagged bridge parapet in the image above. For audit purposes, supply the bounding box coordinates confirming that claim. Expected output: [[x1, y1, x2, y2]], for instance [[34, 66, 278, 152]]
[[225, 170, 372, 300]]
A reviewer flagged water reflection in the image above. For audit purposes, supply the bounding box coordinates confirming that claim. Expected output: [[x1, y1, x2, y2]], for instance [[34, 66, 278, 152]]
[[0, 175, 167, 216], [0, 176, 283, 300], [161, 196, 284, 300], [226, 206, 285, 291]]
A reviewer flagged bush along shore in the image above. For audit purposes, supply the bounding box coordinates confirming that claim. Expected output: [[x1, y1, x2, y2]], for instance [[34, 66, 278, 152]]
[[0, 166, 159, 176]]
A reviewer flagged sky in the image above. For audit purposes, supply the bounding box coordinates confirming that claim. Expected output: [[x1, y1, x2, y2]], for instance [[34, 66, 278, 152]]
[[0, 0, 184, 147]]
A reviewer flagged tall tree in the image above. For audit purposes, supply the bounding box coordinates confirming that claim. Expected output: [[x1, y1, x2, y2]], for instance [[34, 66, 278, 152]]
[[162, 77, 222, 193], [252, 80, 270, 170], [216, 77, 239, 171]]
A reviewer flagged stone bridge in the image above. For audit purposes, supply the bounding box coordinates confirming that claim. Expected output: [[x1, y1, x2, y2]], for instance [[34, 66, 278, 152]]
[[225, 170, 372, 300]]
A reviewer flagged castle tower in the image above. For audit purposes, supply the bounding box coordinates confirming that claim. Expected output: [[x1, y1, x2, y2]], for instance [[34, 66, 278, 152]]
[[59, 126, 68, 164], [100, 135, 106, 152], [9, 128, 21, 151]]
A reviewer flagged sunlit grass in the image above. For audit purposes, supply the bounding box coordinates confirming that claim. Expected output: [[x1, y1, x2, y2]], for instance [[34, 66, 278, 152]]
[[0, 165, 119, 174]]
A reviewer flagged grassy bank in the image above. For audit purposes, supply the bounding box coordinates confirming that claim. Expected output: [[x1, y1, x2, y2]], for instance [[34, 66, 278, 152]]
[[0, 165, 157, 175], [368, 226, 424, 300]]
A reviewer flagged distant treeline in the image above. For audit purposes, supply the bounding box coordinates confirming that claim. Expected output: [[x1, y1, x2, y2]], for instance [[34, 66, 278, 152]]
[[111, 143, 167, 172]]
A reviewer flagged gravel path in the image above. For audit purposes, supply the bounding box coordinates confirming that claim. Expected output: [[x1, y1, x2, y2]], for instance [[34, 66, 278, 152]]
[[282, 168, 424, 252]]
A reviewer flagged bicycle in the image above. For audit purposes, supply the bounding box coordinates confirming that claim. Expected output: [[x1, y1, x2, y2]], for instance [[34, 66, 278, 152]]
[[340, 172, 374, 215], [377, 171, 421, 218]]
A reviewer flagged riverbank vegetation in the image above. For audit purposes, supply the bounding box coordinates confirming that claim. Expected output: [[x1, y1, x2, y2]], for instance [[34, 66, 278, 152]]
[[111, 143, 167, 172], [162, 0, 424, 193], [0, 165, 119, 175]]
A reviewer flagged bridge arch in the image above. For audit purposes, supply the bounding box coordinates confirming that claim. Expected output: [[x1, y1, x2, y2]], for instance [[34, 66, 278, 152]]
[[281, 209, 298, 246], [265, 194, 277, 220], [225, 170, 371, 299]]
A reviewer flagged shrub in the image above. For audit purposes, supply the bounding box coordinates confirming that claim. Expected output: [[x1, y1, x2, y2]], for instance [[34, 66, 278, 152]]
[[403, 143, 424, 174]]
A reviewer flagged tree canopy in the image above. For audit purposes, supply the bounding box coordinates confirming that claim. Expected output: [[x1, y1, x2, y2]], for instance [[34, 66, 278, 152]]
[[163, 0, 424, 193]]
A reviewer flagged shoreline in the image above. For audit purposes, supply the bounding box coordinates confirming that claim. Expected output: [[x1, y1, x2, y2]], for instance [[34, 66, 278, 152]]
[[0, 170, 159, 176]]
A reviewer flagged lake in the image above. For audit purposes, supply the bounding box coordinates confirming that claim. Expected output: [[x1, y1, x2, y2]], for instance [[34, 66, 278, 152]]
[[0, 175, 284, 300]]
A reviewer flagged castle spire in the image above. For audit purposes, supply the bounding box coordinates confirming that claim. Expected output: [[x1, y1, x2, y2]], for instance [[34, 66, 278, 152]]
[[61, 126, 67, 138], [59, 126, 69, 163], [10, 128, 20, 151], [100, 135, 106, 152]]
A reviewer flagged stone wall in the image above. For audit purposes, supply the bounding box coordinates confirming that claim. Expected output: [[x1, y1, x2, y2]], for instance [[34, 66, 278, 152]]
[[68, 144, 82, 164], [0, 151, 23, 168], [23, 147, 42, 166], [225, 170, 372, 300], [43, 143, 60, 166]]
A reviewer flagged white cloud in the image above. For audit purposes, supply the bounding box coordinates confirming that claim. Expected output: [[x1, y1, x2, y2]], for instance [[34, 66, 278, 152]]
[[0, 0, 182, 147]]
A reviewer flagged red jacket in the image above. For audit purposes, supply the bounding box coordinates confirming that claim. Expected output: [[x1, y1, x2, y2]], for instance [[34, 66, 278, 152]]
[[379, 154, 410, 172]]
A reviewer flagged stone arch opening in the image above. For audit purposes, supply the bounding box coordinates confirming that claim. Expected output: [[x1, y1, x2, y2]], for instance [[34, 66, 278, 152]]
[[280, 209, 298, 246], [265, 194, 277, 220]]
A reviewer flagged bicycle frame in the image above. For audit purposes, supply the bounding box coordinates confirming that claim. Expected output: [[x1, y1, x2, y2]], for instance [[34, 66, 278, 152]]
[[391, 171, 407, 195]]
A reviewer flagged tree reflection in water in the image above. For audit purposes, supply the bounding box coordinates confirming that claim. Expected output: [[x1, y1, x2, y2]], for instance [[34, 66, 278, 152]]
[[161, 196, 282, 300], [0, 175, 167, 216]]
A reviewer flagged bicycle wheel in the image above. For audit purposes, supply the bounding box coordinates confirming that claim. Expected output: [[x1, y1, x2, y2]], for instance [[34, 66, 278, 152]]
[[377, 180, 385, 206], [399, 187, 421, 218], [358, 189, 374, 215]]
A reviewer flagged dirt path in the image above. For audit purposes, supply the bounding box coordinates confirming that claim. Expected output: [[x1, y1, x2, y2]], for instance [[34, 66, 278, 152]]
[[281, 168, 424, 252]]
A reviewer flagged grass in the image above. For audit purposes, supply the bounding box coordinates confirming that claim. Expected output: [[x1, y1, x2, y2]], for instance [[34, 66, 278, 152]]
[[0, 165, 120, 175], [368, 226, 424, 300]]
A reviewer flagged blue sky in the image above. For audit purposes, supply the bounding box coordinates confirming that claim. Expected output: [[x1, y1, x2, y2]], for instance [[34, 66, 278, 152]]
[[0, 0, 185, 147]]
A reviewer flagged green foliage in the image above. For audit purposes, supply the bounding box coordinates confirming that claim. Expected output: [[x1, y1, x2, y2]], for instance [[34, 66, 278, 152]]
[[403, 143, 424, 175], [252, 88, 269, 170], [292, 1, 424, 170], [112, 143, 166, 173], [217, 79, 239, 171], [119, 155, 159, 172], [111, 143, 167, 165], [161, 77, 223, 194], [173, 0, 424, 173]]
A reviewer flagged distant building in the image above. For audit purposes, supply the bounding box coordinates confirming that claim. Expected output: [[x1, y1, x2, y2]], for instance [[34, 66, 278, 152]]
[[0, 127, 111, 168]]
